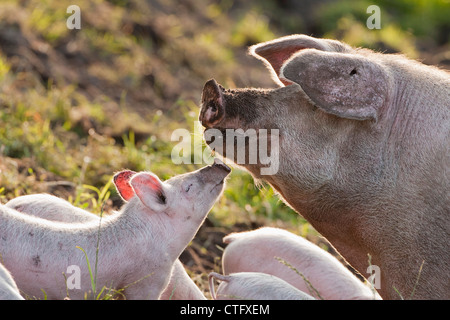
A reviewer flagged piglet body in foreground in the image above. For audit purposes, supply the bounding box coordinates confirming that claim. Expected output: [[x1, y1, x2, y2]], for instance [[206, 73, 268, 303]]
[[209, 271, 315, 300], [222, 227, 380, 300], [0, 263, 23, 300], [0, 161, 230, 299], [6, 194, 206, 300]]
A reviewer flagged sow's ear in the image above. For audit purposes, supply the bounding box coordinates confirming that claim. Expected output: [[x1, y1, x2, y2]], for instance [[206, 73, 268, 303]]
[[200, 79, 225, 128], [249, 34, 350, 86], [281, 50, 389, 121], [129, 172, 167, 212], [113, 170, 137, 201]]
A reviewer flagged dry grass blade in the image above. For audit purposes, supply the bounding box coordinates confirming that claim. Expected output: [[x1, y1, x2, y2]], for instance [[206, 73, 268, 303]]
[[275, 256, 324, 300]]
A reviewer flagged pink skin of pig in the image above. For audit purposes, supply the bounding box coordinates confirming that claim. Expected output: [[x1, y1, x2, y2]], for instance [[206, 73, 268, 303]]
[[209, 271, 315, 300], [0, 263, 23, 300], [199, 34, 450, 299], [221, 227, 381, 300], [6, 193, 206, 300], [159, 258, 206, 300], [0, 161, 230, 299]]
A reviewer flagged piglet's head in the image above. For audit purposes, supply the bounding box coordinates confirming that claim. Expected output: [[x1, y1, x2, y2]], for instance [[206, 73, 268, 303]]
[[112, 164, 229, 258], [113, 162, 230, 219]]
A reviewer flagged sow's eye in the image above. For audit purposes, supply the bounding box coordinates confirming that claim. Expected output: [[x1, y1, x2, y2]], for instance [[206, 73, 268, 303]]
[[185, 183, 193, 192]]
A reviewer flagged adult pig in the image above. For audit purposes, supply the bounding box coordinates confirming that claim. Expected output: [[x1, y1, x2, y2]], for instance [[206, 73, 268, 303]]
[[199, 34, 450, 299]]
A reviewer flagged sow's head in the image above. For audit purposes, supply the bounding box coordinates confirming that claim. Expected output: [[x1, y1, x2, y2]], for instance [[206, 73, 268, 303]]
[[199, 34, 391, 182]]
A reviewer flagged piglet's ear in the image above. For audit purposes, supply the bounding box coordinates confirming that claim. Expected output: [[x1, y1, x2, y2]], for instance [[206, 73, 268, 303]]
[[129, 172, 167, 212], [113, 170, 137, 201], [249, 34, 350, 87]]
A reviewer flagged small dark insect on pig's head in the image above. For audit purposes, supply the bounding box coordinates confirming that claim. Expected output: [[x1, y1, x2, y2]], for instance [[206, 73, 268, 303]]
[[199, 34, 394, 200]]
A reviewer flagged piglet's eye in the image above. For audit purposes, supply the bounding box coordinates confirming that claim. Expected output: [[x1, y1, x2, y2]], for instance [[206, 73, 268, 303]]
[[185, 184, 193, 192]]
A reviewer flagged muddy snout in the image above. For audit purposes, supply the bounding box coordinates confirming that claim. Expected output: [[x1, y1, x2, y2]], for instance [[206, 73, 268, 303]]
[[210, 158, 231, 179], [212, 157, 231, 173], [200, 79, 225, 128], [199, 158, 231, 187]]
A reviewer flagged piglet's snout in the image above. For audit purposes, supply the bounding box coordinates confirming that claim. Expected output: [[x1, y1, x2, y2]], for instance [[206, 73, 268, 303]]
[[198, 158, 231, 186], [212, 158, 231, 174]]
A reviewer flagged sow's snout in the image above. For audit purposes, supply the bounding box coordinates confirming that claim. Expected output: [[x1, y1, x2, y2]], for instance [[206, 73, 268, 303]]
[[200, 79, 225, 128]]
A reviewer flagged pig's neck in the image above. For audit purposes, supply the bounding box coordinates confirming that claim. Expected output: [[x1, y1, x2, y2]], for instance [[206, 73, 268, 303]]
[[106, 202, 171, 245], [113, 200, 207, 263], [268, 136, 446, 299], [387, 69, 447, 139], [270, 185, 383, 294]]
